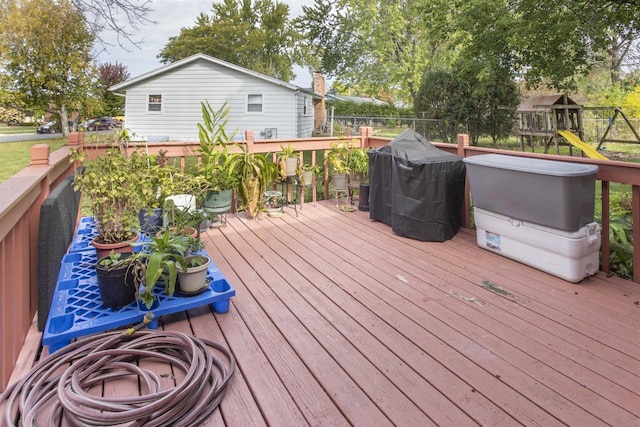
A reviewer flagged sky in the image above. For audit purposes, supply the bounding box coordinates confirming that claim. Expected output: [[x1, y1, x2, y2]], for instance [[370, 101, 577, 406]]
[[97, 0, 316, 88]]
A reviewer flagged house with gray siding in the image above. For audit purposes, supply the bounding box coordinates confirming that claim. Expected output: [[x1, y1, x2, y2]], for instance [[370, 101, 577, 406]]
[[110, 53, 321, 142]]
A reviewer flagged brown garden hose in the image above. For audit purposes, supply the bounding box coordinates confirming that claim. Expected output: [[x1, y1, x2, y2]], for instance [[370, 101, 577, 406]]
[[1, 320, 236, 426]]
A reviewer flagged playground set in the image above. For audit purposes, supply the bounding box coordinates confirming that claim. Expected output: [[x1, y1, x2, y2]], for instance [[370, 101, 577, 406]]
[[516, 94, 640, 160]]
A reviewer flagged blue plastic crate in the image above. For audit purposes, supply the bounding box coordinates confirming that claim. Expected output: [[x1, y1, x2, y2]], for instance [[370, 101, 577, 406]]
[[69, 216, 150, 254], [43, 250, 235, 353], [68, 216, 97, 252]]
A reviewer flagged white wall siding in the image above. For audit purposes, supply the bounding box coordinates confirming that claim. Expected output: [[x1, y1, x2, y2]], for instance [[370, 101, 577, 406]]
[[122, 59, 302, 141]]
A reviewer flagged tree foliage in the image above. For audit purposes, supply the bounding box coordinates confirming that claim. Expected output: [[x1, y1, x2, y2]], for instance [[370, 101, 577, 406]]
[[0, 0, 96, 136], [296, 0, 447, 104], [158, 0, 300, 81], [97, 62, 129, 116]]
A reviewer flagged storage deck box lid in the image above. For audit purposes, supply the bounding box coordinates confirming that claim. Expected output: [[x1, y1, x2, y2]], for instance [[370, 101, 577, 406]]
[[463, 154, 598, 231]]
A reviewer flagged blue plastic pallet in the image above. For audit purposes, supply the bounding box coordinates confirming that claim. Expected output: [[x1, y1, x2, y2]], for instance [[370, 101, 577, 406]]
[[68, 216, 97, 252], [69, 217, 149, 253], [43, 250, 235, 353]]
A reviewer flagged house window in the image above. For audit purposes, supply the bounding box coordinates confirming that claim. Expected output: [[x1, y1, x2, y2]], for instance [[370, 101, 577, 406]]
[[303, 97, 309, 115], [247, 94, 263, 113], [148, 95, 162, 112]]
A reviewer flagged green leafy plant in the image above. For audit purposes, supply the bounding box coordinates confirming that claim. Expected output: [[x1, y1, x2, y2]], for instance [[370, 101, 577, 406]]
[[71, 147, 142, 244], [197, 101, 238, 192], [227, 143, 278, 218], [324, 141, 351, 175], [130, 232, 189, 308], [277, 145, 300, 179], [163, 199, 207, 235], [607, 195, 634, 280], [298, 163, 321, 187], [346, 147, 369, 176]]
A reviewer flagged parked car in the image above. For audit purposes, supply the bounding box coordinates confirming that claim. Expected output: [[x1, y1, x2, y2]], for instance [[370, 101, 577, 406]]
[[87, 117, 116, 131], [36, 121, 59, 134]]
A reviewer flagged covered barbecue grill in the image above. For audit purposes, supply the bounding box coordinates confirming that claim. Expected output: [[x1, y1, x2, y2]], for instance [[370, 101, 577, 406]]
[[368, 131, 466, 241]]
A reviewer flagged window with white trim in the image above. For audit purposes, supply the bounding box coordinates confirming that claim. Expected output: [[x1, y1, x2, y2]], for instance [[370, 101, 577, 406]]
[[303, 97, 309, 115], [148, 94, 162, 112], [247, 94, 263, 113]]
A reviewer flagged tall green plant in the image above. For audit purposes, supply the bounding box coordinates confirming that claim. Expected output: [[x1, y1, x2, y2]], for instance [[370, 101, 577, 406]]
[[197, 101, 238, 191], [227, 144, 278, 218]]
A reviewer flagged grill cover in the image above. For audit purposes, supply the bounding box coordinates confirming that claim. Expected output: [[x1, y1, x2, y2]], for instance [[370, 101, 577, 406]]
[[368, 131, 465, 241]]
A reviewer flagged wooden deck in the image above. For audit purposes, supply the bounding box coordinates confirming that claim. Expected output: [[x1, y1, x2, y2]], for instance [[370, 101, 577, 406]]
[[8, 201, 640, 426]]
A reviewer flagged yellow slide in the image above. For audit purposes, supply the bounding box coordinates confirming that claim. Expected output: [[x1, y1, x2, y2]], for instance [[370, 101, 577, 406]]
[[557, 130, 608, 160]]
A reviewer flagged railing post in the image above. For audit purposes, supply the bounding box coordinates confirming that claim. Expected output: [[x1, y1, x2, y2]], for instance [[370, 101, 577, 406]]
[[359, 126, 374, 148], [457, 134, 471, 229], [245, 130, 255, 152], [29, 144, 50, 166]]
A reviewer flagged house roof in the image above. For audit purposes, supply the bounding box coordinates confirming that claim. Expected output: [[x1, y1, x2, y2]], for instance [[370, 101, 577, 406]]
[[517, 94, 580, 111], [325, 93, 388, 106], [110, 53, 320, 98]]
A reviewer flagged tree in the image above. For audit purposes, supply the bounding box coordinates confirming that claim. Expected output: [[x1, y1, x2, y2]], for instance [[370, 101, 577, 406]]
[[0, 107, 25, 125], [512, 0, 640, 90], [0, 0, 97, 137], [158, 0, 300, 82], [98, 62, 130, 116], [296, 0, 447, 105], [69, 0, 154, 50]]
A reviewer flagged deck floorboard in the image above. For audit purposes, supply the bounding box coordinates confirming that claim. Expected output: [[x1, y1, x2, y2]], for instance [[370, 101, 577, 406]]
[[6, 201, 639, 426]]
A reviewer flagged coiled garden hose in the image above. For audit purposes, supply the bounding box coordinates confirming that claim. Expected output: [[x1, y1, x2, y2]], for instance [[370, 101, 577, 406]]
[[1, 316, 236, 426]]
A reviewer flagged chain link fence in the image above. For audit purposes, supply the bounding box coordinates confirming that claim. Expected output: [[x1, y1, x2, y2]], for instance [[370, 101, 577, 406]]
[[315, 115, 445, 141]]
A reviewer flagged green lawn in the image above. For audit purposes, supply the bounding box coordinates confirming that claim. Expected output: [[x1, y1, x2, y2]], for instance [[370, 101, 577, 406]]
[[0, 125, 37, 135], [0, 138, 67, 182]]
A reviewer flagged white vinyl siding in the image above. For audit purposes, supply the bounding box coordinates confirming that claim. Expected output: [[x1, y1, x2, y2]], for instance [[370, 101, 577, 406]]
[[120, 58, 315, 141]]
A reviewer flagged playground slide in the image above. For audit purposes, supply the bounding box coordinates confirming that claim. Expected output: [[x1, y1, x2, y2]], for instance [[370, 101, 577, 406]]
[[557, 130, 608, 160]]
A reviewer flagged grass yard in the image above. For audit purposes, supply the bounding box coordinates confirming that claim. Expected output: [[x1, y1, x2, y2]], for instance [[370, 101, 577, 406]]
[[0, 125, 37, 135], [0, 138, 67, 182]]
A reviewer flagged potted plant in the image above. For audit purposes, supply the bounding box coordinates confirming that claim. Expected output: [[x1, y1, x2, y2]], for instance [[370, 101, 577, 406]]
[[263, 190, 285, 217], [95, 251, 143, 309], [161, 199, 208, 239], [346, 146, 369, 187], [298, 163, 321, 188], [176, 254, 211, 295], [71, 147, 142, 259], [325, 142, 350, 191], [227, 143, 278, 218], [198, 101, 238, 214], [135, 152, 178, 234], [130, 231, 189, 308], [277, 145, 300, 178]]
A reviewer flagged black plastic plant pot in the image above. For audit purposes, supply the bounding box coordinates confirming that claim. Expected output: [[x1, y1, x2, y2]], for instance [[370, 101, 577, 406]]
[[96, 253, 137, 309]]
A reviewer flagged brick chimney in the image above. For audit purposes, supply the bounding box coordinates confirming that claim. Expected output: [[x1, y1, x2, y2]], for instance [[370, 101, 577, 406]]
[[313, 71, 326, 130]]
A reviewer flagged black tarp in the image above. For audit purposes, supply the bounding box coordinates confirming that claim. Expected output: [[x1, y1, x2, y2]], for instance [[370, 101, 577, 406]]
[[368, 131, 466, 241]]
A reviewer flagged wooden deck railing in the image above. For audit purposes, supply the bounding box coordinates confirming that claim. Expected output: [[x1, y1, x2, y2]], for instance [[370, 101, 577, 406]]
[[1, 128, 637, 392]]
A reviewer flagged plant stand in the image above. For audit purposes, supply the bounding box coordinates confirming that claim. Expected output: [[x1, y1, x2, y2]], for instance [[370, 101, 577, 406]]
[[280, 176, 299, 217]]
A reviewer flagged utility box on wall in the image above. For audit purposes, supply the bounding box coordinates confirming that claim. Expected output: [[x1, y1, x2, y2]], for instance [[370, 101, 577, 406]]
[[463, 154, 600, 282]]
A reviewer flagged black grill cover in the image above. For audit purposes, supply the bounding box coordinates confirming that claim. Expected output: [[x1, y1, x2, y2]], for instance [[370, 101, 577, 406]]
[[368, 131, 465, 241]]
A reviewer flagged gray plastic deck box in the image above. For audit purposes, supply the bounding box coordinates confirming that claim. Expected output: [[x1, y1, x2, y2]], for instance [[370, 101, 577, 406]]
[[463, 154, 598, 231]]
